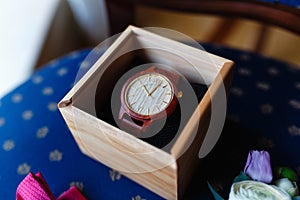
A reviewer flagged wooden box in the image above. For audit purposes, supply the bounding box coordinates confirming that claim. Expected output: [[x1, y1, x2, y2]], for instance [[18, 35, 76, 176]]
[[58, 26, 234, 199]]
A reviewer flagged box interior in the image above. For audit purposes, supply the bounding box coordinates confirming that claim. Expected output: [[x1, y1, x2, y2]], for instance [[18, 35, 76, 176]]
[[70, 29, 224, 153]]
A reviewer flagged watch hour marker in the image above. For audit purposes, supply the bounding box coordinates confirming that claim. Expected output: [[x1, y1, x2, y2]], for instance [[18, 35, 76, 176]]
[[156, 105, 160, 111], [138, 107, 143, 112]]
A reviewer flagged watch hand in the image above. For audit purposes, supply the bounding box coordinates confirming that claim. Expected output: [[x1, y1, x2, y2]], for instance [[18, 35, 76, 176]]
[[149, 80, 162, 96], [138, 79, 151, 96], [142, 85, 151, 96]]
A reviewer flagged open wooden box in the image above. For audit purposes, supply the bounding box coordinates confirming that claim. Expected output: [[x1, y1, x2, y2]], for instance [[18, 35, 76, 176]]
[[58, 26, 234, 199]]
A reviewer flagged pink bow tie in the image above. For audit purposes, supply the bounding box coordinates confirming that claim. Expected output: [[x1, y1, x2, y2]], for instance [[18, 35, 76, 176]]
[[16, 172, 86, 200]]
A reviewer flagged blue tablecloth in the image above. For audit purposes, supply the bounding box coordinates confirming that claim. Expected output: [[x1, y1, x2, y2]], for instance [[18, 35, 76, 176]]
[[0, 43, 299, 199]]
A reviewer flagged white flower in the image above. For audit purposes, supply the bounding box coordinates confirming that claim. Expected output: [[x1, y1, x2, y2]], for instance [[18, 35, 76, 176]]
[[0, 117, 5, 127], [275, 178, 298, 197], [131, 195, 146, 200], [289, 99, 300, 109], [49, 149, 63, 161], [32, 76, 43, 84], [295, 82, 300, 90], [36, 126, 49, 138], [268, 67, 280, 76], [288, 125, 300, 136], [70, 181, 84, 191], [2, 140, 15, 151], [42, 87, 53, 95], [231, 87, 244, 96], [57, 68, 68, 76], [240, 54, 250, 61], [17, 163, 31, 175], [238, 67, 252, 76], [256, 82, 271, 91], [22, 110, 33, 120], [109, 169, 121, 181], [48, 102, 57, 112], [12, 93, 23, 103], [229, 181, 291, 200], [260, 104, 273, 114], [68, 51, 80, 59], [48, 59, 59, 67]]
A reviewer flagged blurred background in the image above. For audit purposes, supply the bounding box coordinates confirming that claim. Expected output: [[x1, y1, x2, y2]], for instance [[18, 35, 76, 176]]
[[1, 0, 300, 98], [0, 0, 108, 98]]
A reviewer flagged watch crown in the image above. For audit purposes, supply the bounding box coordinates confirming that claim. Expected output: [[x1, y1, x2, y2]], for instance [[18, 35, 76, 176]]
[[177, 91, 183, 98]]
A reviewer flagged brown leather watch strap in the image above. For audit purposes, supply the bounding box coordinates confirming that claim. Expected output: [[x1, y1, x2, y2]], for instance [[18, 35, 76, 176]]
[[144, 66, 180, 85]]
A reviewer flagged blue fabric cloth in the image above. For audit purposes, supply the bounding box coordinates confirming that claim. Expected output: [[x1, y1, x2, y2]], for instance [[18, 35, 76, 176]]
[[204, 44, 300, 167], [200, 43, 300, 199], [0, 43, 299, 199], [262, 0, 300, 7], [0, 49, 162, 200]]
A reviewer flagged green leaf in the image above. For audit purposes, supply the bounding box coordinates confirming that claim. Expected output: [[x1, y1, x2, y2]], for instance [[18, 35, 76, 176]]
[[233, 171, 251, 183], [207, 182, 225, 200], [275, 167, 298, 182]]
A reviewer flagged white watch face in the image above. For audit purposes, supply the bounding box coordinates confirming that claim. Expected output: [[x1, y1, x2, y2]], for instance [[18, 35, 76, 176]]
[[125, 73, 174, 116]]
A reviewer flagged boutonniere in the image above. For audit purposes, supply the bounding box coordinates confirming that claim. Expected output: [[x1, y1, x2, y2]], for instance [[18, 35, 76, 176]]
[[209, 150, 300, 200]]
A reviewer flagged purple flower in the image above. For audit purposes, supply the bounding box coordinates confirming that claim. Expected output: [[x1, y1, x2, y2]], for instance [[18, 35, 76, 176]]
[[244, 150, 273, 183]]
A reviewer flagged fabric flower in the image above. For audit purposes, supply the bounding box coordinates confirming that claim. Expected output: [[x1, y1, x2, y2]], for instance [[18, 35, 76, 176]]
[[229, 180, 291, 200], [16, 172, 86, 200], [244, 150, 273, 183], [275, 178, 298, 197]]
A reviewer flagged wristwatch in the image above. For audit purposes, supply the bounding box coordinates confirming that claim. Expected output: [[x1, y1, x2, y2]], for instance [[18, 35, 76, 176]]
[[118, 66, 181, 135]]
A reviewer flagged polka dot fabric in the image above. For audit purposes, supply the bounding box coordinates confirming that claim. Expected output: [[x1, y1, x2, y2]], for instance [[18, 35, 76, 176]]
[[199, 43, 300, 199], [0, 43, 300, 199], [204, 44, 300, 168], [0, 49, 161, 200]]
